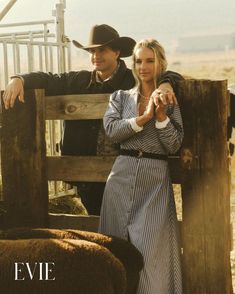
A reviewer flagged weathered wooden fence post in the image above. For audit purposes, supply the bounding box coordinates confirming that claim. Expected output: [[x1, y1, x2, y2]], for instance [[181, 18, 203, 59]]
[[1, 89, 48, 228], [179, 80, 232, 293]]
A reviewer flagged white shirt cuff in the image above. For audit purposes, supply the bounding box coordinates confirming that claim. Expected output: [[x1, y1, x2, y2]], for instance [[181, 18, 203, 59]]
[[229, 84, 235, 95], [129, 118, 143, 132], [155, 116, 170, 129]]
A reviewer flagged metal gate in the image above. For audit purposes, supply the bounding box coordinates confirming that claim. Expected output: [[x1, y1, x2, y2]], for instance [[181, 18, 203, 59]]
[[0, 0, 72, 199]]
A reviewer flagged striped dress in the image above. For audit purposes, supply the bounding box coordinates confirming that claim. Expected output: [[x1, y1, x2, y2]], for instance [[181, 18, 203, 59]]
[[99, 88, 183, 294]]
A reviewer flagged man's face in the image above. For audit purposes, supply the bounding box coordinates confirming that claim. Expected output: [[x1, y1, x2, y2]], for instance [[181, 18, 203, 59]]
[[89, 46, 120, 72]]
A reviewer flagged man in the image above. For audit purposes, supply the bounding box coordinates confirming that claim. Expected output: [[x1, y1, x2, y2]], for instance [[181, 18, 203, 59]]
[[3, 24, 183, 215]]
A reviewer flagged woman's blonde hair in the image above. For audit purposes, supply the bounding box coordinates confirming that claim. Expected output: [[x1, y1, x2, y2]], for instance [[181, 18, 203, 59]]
[[132, 38, 168, 89]]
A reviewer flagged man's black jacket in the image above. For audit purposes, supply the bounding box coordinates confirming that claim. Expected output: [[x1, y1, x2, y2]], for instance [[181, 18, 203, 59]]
[[21, 60, 183, 156]]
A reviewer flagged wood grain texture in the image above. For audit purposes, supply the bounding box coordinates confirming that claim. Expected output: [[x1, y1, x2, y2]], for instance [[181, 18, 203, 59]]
[[45, 93, 110, 120], [47, 155, 182, 183], [1, 89, 48, 228], [179, 80, 232, 294]]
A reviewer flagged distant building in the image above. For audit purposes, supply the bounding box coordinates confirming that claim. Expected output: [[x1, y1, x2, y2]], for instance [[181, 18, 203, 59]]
[[177, 33, 235, 52]]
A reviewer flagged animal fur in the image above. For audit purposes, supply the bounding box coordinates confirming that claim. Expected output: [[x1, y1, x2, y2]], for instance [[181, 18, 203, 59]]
[[0, 238, 126, 294], [0, 228, 143, 294]]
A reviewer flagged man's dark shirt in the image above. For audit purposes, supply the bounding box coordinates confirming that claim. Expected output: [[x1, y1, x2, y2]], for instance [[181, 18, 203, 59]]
[[21, 59, 183, 156]]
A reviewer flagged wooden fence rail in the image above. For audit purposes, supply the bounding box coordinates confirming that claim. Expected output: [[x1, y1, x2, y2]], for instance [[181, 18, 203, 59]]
[[0, 79, 232, 293]]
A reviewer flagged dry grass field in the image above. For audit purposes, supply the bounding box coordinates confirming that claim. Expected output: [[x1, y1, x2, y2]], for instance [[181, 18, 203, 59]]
[[168, 49, 235, 85]]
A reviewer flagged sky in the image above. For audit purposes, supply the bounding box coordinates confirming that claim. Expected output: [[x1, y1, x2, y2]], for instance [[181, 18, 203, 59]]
[[0, 0, 234, 80], [0, 0, 235, 49]]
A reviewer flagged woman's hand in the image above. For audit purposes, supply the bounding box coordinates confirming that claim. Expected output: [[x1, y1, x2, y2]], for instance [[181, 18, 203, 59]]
[[136, 97, 155, 127], [143, 97, 155, 120]]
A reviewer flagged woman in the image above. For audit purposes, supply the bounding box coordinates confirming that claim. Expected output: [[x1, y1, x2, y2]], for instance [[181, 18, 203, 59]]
[[99, 39, 183, 294]]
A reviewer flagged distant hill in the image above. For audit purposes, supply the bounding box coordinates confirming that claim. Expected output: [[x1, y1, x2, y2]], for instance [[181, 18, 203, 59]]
[[177, 33, 235, 52]]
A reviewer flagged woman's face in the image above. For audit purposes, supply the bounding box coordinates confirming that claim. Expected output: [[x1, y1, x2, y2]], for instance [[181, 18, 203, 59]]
[[134, 47, 159, 83]]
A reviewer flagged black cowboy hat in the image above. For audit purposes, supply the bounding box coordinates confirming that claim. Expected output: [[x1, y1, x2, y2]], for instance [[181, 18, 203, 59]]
[[72, 24, 136, 58]]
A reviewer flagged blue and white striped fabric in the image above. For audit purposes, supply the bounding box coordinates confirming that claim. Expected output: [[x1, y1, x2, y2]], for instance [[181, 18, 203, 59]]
[[99, 88, 184, 294]]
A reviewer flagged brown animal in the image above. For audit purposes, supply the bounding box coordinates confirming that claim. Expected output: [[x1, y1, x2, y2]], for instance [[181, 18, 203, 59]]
[[0, 228, 143, 294], [0, 238, 125, 294]]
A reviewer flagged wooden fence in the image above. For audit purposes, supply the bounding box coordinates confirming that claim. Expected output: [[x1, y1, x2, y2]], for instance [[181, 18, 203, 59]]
[[0, 79, 232, 293]]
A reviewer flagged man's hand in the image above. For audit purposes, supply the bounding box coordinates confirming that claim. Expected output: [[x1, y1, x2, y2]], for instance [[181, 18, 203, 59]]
[[156, 82, 178, 105], [151, 83, 178, 122], [3, 78, 24, 110]]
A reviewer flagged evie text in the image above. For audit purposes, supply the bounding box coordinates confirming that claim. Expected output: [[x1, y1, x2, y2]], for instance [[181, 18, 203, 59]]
[[14, 262, 55, 281]]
